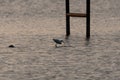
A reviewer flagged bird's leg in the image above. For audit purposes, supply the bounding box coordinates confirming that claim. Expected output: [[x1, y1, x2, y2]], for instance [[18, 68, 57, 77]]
[[62, 41, 65, 47], [55, 44, 57, 47]]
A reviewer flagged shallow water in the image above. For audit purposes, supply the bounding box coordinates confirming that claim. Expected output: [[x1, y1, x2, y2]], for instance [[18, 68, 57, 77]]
[[0, 0, 120, 79], [0, 17, 120, 80]]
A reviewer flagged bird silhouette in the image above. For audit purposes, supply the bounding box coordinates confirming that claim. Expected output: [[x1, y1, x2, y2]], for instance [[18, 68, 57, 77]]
[[53, 39, 64, 47]]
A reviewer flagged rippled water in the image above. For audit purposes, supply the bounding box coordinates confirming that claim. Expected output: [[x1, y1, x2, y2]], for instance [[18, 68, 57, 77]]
[[0, 17, 120, 80], [0, 1, 120, 80]]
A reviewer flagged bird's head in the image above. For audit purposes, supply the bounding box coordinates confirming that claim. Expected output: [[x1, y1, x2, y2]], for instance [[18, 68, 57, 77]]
[[61, 40, 64, 43]]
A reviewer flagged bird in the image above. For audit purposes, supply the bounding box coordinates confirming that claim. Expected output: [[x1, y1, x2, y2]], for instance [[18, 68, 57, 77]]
[[53, 38, 64, 47]]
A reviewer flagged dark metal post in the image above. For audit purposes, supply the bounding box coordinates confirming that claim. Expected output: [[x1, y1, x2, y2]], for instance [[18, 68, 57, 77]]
[[66, 0, 70, 36], [86, 0, 90, 39]]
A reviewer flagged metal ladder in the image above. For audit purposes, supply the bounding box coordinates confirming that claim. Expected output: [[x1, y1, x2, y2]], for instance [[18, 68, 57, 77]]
[[65, 0, 90, 39]]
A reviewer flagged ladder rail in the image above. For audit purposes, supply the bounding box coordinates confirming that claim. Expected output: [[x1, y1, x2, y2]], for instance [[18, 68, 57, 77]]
[[66, 0, 70, 36]]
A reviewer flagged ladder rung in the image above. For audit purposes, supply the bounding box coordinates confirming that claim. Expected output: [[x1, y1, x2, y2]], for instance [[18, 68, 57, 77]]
[[66, 13, 86, 17]]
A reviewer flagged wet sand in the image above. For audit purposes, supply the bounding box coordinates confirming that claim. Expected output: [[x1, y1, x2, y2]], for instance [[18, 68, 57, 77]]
[[0, 0, 120, 80]]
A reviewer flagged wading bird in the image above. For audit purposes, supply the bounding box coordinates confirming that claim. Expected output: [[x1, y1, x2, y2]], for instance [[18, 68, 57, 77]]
[[53, 39, 64, 47]]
